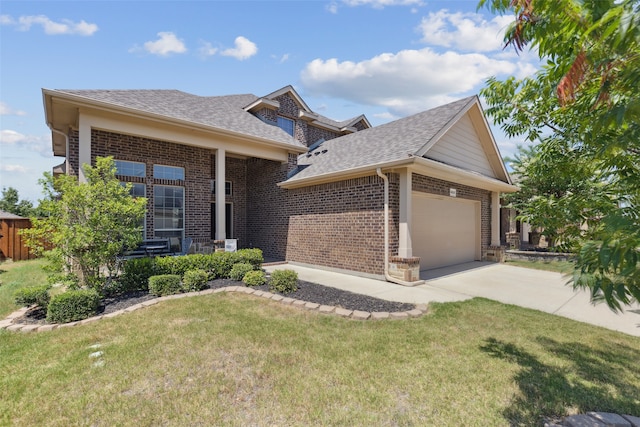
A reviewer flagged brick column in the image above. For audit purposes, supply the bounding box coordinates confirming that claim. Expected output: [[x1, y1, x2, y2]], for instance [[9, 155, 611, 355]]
[[78, 115, 92, 183], [215, 148, 226, 240]]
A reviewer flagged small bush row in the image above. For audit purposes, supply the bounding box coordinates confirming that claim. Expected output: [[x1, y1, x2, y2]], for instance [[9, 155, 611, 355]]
[[46, 289, 101, 324], [14, 285, 51, 309], [116, 248, 264, 294]]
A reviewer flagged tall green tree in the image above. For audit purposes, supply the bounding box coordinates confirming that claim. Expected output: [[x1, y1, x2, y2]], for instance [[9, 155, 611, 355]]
[[22, 157, 147, 291], [479, 0, 640, 311], [0, 187, 35, 217]]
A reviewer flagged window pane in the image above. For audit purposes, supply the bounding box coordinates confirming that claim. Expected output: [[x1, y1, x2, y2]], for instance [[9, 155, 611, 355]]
[[154, 164, 184, 180], [277, 116, 295, 136], [115, 160, 145, 178], [153, 185, 184, 238]]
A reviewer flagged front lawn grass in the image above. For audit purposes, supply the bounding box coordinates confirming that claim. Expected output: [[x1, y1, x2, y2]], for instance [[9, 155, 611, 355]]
[[0, 259, 48, 317], [2, 293, 639, 426]]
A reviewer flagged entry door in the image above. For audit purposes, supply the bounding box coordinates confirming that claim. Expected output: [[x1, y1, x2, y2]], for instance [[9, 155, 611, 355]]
[[411, 193, 480, 270], [211, 203, 233, 239]]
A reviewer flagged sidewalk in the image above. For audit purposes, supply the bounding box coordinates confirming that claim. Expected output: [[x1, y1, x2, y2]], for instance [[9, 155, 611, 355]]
[[264, 262, 640, 337]]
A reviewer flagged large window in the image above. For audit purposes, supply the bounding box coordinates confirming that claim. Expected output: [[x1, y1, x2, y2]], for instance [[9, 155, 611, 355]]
[[154, 185, 184, 238], [277, 116, 295, 136], [154, 164, 184, 180], [115, 160, 145, 178]]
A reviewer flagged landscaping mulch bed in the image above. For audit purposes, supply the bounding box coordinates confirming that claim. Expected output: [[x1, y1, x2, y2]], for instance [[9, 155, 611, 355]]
[[16, 278, 414, 325]]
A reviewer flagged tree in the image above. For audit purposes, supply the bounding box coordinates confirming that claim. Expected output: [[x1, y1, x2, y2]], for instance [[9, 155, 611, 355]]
[[479, 0, 640, 311], [0, 187, 35, 217], [504, 143, 615, 251], [22, 157, 147, 291]]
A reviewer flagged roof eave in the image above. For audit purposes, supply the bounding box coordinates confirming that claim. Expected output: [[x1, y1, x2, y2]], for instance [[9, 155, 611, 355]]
[[279, 156, 519, 193], [43, 89, 308, 154]]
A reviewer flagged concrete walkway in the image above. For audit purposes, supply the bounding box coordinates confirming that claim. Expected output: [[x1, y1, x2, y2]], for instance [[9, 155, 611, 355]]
[[264, 262, 640, 337]]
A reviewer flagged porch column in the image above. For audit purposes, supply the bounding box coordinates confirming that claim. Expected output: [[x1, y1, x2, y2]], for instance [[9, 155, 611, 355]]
[[78, 117, 91, 183], [215, 148, 226, 240], [398, 170, 412, 258], [491, 191, 501, 247]]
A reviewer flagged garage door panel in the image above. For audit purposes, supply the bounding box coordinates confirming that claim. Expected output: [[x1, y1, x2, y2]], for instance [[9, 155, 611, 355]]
[[412, 194, 479, 270]]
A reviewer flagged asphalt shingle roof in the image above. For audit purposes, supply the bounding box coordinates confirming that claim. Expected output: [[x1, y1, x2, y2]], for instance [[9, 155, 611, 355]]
[[54, 89, 306, 148], [287, 96, 477, 183], [0, 210, 26, 219]]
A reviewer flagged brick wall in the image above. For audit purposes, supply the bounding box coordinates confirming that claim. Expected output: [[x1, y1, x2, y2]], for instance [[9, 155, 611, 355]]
[[412, 173, 492, 257], [88, 130, 213, 243]]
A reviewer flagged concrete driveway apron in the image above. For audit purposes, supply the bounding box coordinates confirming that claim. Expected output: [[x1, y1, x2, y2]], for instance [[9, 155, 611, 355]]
[[421, 262, 640, 337]]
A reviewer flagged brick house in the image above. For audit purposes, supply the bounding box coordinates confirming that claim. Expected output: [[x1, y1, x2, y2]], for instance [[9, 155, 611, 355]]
[[42, 85, 516, 283]]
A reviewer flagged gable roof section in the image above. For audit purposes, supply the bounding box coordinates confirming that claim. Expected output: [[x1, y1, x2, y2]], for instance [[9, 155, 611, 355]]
[[283, 95, 513, 190], [44, 89, 307, 152], [246, 85, 372, 133]]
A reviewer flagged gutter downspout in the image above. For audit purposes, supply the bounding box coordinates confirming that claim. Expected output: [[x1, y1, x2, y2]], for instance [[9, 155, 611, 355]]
[[376, 168, 423, 286]]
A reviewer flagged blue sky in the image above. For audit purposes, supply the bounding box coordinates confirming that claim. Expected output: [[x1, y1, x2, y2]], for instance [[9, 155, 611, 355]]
[[0, 0, 539, 203]]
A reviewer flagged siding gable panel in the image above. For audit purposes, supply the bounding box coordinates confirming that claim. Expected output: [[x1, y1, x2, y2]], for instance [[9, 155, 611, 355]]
[[425, 113, 497, 178]]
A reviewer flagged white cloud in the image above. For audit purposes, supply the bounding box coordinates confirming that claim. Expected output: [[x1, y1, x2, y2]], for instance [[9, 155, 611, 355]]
[[342, 0, 424, 9], [418, 10, 513, 52], [0, 164, 29, 173], [221, 36, 258, 60], [0, 130, 51, 156], [198, 41, 218, 57], [1, 14, 98, 36], [0, 102, 27, 116], [300, 48, 515, 116], [328, 0, 423, 13], [142, 32, 187, 56]]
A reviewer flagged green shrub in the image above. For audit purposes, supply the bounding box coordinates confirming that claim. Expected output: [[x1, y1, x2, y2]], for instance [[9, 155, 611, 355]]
[[269, 269, 298, 294], [114, 257, 156, 295], [148, 274, 182, 296], [152, 249, 264, 280], [14, 285, 51, 308], [229, 263, 254, 281], [242, 270, 266, 287], [212, 249, 264, 278], [236, 248, 263, 270], [155, 254, 216, 279], [182, 269, 209, 292], [46, 289, 100, 323]]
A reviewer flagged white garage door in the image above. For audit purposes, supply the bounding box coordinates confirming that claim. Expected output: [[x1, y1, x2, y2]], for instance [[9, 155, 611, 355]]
[[412, 193, 480, 270]]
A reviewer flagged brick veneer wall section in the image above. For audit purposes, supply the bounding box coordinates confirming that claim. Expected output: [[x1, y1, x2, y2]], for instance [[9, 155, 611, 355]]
[[412, 173, 492, 258], [246, 158, 290, 258], [68, 130, 80, 177], [285, 173, 400, 276], [89, 130, 213, 243]]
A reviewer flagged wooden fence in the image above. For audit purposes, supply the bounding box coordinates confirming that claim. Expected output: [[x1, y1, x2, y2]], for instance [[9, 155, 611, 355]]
[[0, 217, 36, 261]]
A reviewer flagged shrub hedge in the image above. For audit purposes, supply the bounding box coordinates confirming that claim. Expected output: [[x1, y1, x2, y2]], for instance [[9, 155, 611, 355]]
[[269, 269, 298, 294], [229, 263, 254, 281], [148, 274, 182, 297], [182, 269, 209, 292], [14, 285, 51, 309], [153, 248, 263, 279], [242, 270, 266, 287], [115, 257, 157, 295], [46, 289, 100, 323]]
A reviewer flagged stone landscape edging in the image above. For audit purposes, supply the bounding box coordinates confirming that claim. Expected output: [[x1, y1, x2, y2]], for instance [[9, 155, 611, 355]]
[[0, 285, 429, 333]]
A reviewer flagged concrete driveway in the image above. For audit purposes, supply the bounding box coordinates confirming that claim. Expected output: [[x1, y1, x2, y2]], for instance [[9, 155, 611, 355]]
[[421, 262, 640, 337], [265, 262, 640, 337]]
